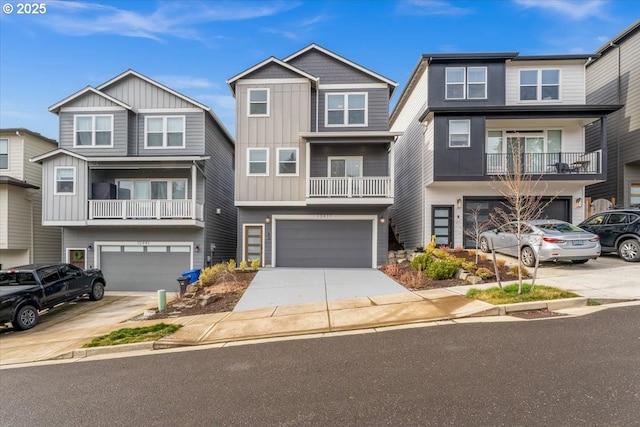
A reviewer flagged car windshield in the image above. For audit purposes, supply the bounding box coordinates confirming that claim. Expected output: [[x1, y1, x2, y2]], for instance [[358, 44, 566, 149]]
[[536, 222, 584, 234], [0, 271, 38, 286]]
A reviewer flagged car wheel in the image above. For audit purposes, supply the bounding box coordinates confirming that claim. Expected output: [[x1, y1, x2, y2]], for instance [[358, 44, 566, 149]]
[[12, 304, 39, 330], [89, 282, 105, 301], [521, 246, 536, 267], [571, 259, 589, 264], [480, 237, 490, 253], [618, 239, 640, 262]]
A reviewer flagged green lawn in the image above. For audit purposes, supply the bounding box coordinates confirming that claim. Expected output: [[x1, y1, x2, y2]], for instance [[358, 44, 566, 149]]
[[466, 283, 578, 305], [83, 323, 182, 348]]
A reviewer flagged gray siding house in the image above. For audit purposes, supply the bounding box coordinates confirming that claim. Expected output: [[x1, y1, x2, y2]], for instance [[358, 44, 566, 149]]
[[585, 20, 640, 207], [227, 44, 400, 268], [0, 128, 61, 269], [390, 52, 622, 251], [31, 70, 235, 291]]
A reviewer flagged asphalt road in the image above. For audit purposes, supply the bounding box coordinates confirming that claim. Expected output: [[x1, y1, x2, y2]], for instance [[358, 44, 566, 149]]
[[1, 306, 639, 426]]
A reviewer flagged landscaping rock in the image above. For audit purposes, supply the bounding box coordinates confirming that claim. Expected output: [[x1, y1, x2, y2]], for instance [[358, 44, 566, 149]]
[[186, 284, 199, 293], [197, 294, 221, 307], [465, 275, 483, 285]]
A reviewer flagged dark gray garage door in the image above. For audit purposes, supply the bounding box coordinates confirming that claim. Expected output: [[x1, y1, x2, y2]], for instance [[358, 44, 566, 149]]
[[100, 245, 191, 292], [275, 220, 373, 268]]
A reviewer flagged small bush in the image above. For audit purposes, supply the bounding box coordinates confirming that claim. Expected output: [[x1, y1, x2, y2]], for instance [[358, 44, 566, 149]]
[[399, 271, 425, 289], [479, 254, 488, 262], [411, 253, 433, 272], [425, 260, 458, 280], [382, 263, 401, 276], [468, 249, 476, 257], [199, 263, 227, 286], [239, 260, 248, 271], [251, 258, 260, 271], [461, 261, 475, 271], [475, 267, 494, 280], [496, 258, 506, 268], [227, 259, 237, 272], [508, 265, 530, 276]]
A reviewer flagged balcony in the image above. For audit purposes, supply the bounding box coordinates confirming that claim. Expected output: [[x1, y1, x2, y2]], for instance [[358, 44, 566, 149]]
[[88, 199, 204, 221], [486, 151, 601, 176], [307, 177, 393, 204]]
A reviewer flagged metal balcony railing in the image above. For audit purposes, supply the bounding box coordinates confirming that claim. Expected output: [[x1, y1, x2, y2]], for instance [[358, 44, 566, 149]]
[[486, 151, 601, 175]]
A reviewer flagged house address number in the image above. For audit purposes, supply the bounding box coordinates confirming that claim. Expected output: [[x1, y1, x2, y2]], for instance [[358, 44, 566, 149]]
[[317, 214, 332, 219]]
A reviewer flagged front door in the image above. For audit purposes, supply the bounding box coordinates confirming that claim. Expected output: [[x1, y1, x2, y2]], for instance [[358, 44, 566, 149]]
[[432, 206, 453, 247], [68, 249, 86, 269], [244, 225, 263, 266]]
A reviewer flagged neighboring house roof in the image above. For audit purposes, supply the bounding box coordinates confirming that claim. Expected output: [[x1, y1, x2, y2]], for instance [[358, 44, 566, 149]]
[[418, 104, 624, 122], [591, 19, 640, 59], [299, 130, 403, 143], [421, 52, 519, 61], [512, 54, 598, 62], [0, 175, 39, 189], [0, 128, 58, 146], [30, 147, 210, 164], [226, 57, 319, 95], [283, 44, 398, 92], [49, 86, 132, 113]]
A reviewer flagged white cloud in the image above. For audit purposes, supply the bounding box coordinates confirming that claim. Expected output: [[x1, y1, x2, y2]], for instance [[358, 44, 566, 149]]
[[513, 0, 607, 20], [41, 0, 301, 41], [197, 94, 236, 113], [153, 75, 217, 90], [261, 13, 329, 41], [396, 0, 474, 16]]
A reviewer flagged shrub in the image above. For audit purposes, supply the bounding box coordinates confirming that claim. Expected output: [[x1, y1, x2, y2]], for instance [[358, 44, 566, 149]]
[[239, 260, 248, 271], [411, 253, 433, 272], [479, 254, 488, 262], [508, 265, 530, 276], [475, 267, 494, 280], [399, 271, 424, 289], [461, 261, 475, 271], [198, 263, 227, 286], [425, 260, 458, 280], [227, 259, 237, 272], [496, 258, 506, 268], [250, 258, 260, 271], [468, 249, 476, 257], [382, 263, 401, 277]]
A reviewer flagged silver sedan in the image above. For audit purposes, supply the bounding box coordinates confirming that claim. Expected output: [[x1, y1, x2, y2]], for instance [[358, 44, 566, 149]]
[[479, 219, 601, 267]]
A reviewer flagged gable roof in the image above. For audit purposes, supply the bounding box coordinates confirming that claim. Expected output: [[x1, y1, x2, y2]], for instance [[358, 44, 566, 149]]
[[0, 128, 58, 145], [226, 57, 319, 95], [283, 44, 398, 90], [30, 148, 88, 164], [49, 86, 132, 113]]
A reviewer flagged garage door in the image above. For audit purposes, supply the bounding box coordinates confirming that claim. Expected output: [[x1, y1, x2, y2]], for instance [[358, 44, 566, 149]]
[[275, 220, 373, 268], [100, 245, 191, 291]]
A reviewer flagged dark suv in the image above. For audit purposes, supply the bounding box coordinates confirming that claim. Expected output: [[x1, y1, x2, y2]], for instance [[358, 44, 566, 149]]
[[579, 208, 640, 262]]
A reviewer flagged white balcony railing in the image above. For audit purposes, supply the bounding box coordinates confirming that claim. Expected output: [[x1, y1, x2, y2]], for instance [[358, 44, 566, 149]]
[[308, 177, 392, 198], [89, 199, 203, 220]]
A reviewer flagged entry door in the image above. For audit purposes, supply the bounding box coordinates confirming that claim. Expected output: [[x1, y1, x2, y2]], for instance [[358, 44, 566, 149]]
[[68, 249, 86, 269], [432, 206, 453, 247], [244, 226, 263, 265]]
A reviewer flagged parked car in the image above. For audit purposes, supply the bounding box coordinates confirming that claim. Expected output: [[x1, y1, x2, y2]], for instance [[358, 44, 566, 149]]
[[0, 263, 106, 330], [578, 208, 640, 262], [479, 219, 601, 267]]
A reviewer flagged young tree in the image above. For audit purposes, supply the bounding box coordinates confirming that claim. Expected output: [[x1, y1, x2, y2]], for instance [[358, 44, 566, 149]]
[[463, 207, 492, 264]]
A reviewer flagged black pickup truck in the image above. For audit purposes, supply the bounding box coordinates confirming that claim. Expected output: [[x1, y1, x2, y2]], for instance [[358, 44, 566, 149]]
[[0, 263, 106, 330]]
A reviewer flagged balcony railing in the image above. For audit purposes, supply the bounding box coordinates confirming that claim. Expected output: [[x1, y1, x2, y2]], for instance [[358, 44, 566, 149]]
[[308, 177, 392, 198], [486, 151, 601, 175], [89, 199, 203, 220]]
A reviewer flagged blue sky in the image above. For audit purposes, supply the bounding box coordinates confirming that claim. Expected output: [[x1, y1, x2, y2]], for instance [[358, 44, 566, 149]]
[[1, 0, 638, 140]]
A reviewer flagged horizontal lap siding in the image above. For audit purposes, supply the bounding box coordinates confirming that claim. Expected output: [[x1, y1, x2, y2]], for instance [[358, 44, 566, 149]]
[[317, 88, 389, 132], [287, 50, 382, 85], [58, 110, 128, 156], [137, 112, 205, 156], [506, 61, 585, 105]]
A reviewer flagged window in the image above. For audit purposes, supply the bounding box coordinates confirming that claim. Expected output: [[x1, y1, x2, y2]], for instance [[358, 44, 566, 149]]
[[248, 148, 268, 176], [116, 179, 187, 200], [446, 67, 487, 100], [329, 157, 362, 177], [74, 115, 113, 147], [145, 116, 185, 148], [0, 139, 7, 169], [326, 93, 367, 126], [55, 167, 75, 195], [520, 69, 560, 101], [449, 120, 470, 148], [248, 88, 269, 116], [277, 148, 298, 176], [631, 184, 640, 206]]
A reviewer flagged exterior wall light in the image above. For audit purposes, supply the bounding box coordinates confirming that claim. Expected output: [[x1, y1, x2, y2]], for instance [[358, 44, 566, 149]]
[[265, 217, 271, 224], [87, 245, 93, 252], [575, 198, 583, 208]]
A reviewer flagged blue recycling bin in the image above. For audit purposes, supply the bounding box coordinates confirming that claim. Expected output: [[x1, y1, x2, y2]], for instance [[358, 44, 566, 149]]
[[181, 268, 201, 285]]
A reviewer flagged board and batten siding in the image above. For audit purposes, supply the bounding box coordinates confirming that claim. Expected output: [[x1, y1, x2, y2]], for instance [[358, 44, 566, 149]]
[[204, 114, 236, 263], [136, 111, 205, 156], [505, 61, 586, 105], [100, 75, 200, 110], [58, 109, 129, 156], [42, 155, 88, 223], [389, 66, 429, 252], [235, 81, 310, 203]]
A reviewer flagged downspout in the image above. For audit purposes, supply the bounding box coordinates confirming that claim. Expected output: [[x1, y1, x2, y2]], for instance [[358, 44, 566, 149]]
[[315, 79, 319, 133], [614, 42, 621, 204]]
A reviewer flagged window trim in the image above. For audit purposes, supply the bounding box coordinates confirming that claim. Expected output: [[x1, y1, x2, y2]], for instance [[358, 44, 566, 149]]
[[276, 147, 299, 177], [247, 88, 270, 117], [247, 147, 269, 176], [325, 92, 368, 127], [0, 138, 8, 170], [466, 67, 487, 99], [115, 178, 188, 200], [445, 67, 466, 100], [73, 114, 114, 148], [54, 166, 76, 196], [327, 156, 364, 177], [518, 68, 561, 102], [448, 120, 471, 148], [144, 116, 186, 149]]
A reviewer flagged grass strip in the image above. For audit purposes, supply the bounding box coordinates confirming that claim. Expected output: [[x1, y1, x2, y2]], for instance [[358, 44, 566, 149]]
[[83, 323, 182, 348], [467, 283, 578, 305]]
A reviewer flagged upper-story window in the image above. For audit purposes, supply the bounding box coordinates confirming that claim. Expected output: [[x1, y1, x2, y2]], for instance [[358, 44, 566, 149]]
[[145, 116, 185, 148], [74, 115, 113, 147], [248, 148, 269, 176], [55, 166, 76, 195], [326, 93, 367, 127], [248, 88, 270, 117], [0, 139, 8, 169], [520, 69, 560, 101], [277, 148, 298, 176], [446, 67, 487, 100], [449, 120, 470, 148]]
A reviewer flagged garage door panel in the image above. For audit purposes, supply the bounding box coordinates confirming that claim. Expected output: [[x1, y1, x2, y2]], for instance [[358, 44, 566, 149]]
[[276, 220, 372, 268], [101, 247, 190, 292]]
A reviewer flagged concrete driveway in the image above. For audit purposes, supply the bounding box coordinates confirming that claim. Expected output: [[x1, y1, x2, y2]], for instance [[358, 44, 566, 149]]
[[0, 292, 158, 365], [234, 268, 410, 311]]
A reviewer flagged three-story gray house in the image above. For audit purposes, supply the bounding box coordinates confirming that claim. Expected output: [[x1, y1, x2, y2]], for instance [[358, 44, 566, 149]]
[[390, 52, 622, 251], [32, 70, 235, 291], [227, 44, 400, 268]]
